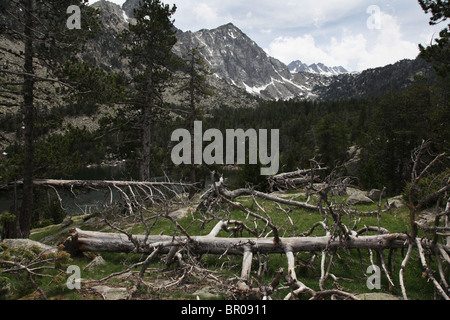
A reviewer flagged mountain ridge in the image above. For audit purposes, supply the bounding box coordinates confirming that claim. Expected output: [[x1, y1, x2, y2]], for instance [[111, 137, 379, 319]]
[[288, 60, 349, 76], [86, 0, 434, 102], [173, 22, 308, 100]]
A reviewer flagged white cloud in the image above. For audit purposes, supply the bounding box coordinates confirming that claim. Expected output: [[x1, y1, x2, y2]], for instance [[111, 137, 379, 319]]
[[170, 0, 363, 33], [266, 32, 369, 71], [267, 35, 330, 66], [193, 3, 220, 27], [171, 1, 234, 31], [357, 12, 419, 70], [266, 11, 420, 71]]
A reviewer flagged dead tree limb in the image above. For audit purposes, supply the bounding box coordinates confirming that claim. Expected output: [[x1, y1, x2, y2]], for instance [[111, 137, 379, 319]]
[[416, 238, 449, 300], [399, 243, 414, 300], [238, 246, 253, 291]]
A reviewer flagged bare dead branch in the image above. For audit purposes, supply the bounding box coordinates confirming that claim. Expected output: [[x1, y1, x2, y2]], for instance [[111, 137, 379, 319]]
[[416, 238, 449, 300]]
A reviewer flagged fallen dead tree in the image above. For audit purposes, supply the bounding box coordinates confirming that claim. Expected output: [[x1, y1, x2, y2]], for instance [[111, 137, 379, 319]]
[[65, 227, 422, 256], [1, 178, 194, 215], [268, 167, 328, 192], [198, 175, 389, 216], [199, 177, 322, 212], [64, 223, 450, 300], [0, 179, 193, 191], [0, 177, 195, 239]]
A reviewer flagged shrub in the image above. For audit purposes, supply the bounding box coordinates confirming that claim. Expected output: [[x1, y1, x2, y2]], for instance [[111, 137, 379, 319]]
[[0, 277, 11, 300]]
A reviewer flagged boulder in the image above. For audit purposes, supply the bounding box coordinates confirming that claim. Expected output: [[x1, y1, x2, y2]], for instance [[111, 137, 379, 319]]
[[344, 146, 362, 177], [192, 286, 223, 300], [417, 208, 440, 225], [91, 285, 128, 300], [346, 187, 374, 205], [347, 194, 375, 206], [386, 196, 405, 209], [346, 187, 363, 197], [84, 255, 106, 271], [169, 206, 194, 220], [367, 189, 382, 201], [356, 293, 402, 300], [1, 239, 57, 253]]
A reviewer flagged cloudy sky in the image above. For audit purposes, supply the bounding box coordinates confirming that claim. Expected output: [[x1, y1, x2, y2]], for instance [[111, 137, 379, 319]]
[[91, 0, 444, 72]]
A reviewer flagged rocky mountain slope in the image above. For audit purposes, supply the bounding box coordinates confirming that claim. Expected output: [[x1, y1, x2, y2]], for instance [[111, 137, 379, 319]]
[[1, 0, 436, 109], [90, 0, 314, 101], [85, 0, 261, 108], [173, 23, 314, 100], [96, 0, 434, 102], [312, 57, 435, 101]]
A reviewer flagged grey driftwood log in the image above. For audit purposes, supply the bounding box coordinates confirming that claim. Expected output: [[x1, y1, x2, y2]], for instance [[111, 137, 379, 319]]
[[64, 226, 448, 256], [0, 179, 192, 190]]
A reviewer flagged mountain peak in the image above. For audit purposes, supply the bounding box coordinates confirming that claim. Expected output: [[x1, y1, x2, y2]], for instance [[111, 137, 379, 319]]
[[205, 22, 247, 38], [92, 0, 122, 11], [288, 60, 348, 76], [122, 0, 140, 18], [219, 22, 238, 29], [91, 0, 129, 33], [174, 23, 298, 100]]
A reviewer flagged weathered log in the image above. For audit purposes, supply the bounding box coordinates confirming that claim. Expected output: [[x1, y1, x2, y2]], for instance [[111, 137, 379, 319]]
[[216, 183, 321, 211], [268, 168, 328, 191], [64, 227, 450, 257], [0, 179, 193, 191], [270, 168, 328, 181], [213, 179, 394, 216]]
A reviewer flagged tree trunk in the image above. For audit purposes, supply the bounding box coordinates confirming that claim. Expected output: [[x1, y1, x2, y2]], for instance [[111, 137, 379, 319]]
[[4, 183, 22, 239], [140, 105, 152, 182], [189, 114, 196, 199], [19, 0, 35, 239], [268, 168, 328, 191], [64, 228, 438, 256], [188, 52, 197, 200], [445, 199, 450, 247], [140, 64, 155, 182]]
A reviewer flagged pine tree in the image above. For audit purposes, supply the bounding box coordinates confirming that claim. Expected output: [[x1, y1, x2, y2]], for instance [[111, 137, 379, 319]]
[[178, 46, 213, 198], [0, 0, 99, 238], [120, 0, 178, 181], [418, 0, 450, 77], [315, 114, 348, 168]]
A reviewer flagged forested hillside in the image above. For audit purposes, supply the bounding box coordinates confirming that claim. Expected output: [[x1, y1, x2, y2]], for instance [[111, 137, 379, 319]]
[[204, 75, 449, 196]]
